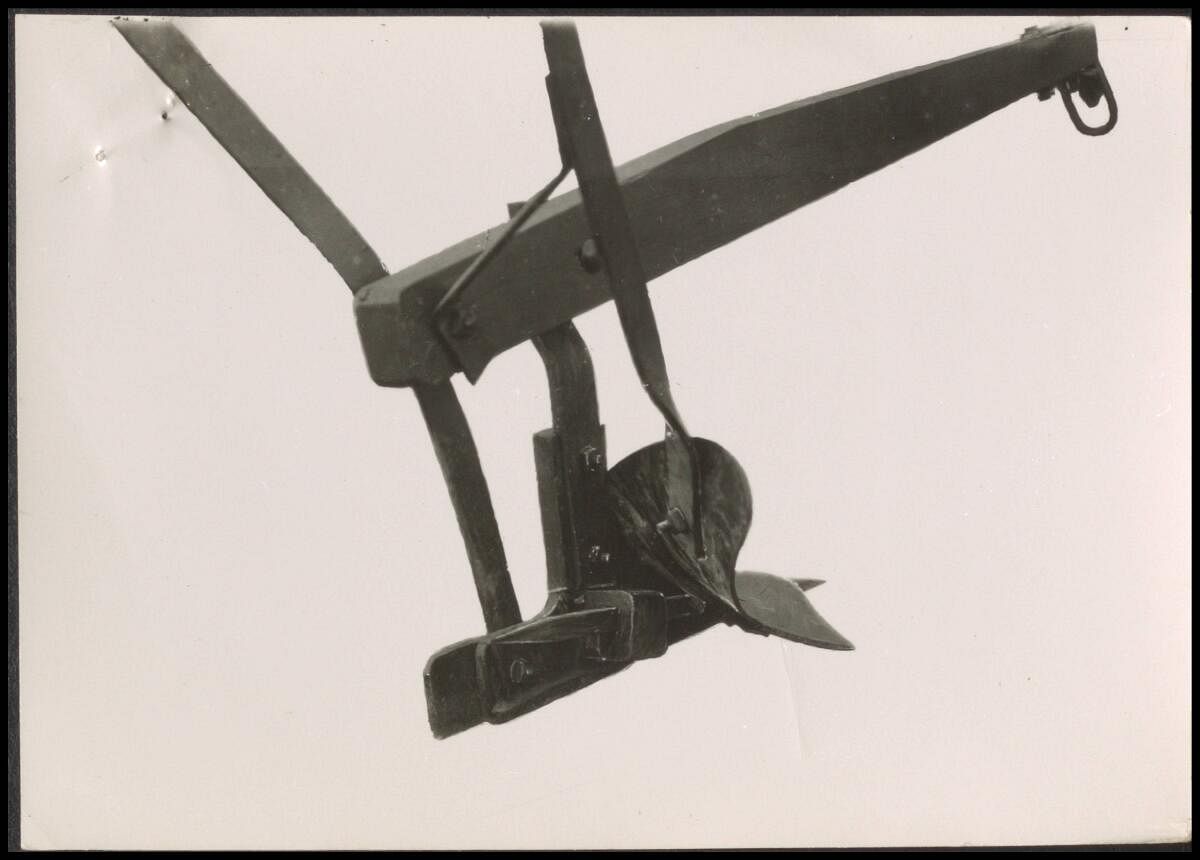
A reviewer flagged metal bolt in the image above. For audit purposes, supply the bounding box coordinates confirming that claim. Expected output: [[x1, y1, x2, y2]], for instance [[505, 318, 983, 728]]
[[655, 506, 688, 535], [577, 238, 604, 274], [581, 446, 604, 471], [443, 305, 476, 339], [509, 658, 533, 684]]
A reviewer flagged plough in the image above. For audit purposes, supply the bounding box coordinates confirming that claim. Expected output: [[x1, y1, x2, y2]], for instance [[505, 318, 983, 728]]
[[113, 17, 1118, 737]]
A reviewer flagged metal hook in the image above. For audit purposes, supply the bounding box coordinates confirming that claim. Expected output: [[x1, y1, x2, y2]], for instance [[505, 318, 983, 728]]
[[1058, 65, 1117, 136]]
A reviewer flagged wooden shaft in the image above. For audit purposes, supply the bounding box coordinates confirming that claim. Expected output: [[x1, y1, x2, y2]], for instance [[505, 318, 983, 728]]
[[355, 23, 1104, 387]]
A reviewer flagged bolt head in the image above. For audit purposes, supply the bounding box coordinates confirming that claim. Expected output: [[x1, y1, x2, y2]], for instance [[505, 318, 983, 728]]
[[656, 507, 689, 535], [577, 238, 604, 274], [582, 446, 605, 470], [442, 305, 476, 338], [509, 658, 532, 684]]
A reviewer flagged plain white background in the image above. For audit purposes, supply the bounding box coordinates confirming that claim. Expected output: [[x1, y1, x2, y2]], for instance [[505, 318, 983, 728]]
[[16, 14, 1191, 849]]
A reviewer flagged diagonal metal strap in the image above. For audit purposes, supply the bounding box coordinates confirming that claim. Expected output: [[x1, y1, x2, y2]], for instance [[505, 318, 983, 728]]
[[112, 19, 387, 293], [541, 21, 705, 557]]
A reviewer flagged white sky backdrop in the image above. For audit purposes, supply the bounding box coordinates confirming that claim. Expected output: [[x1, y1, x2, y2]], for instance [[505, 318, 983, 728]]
[[16, 14, 1191, 849]]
